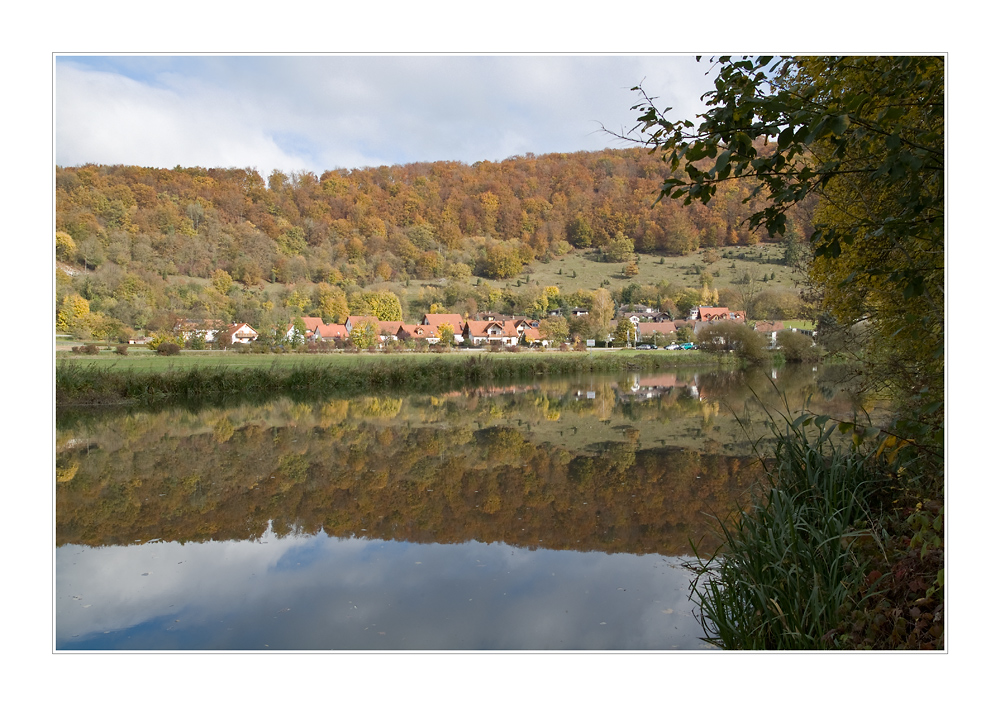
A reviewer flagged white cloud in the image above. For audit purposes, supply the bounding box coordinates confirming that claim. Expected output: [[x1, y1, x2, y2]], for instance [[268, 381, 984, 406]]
[[56, 55, 714, 177]]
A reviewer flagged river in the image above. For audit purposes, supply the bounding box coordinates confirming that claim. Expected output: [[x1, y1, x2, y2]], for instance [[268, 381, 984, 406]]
[[55, 364, 877, 650]]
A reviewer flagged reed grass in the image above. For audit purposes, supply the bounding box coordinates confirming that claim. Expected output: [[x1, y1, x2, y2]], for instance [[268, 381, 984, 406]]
[[56, 352, 707, 406], [689, 414, 893, 649]]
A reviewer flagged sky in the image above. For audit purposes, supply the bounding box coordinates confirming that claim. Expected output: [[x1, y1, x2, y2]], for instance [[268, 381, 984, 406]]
[[55, 54, 716, 177]]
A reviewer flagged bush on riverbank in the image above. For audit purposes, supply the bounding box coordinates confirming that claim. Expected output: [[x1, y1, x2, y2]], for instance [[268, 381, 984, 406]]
[[690, 411, 942, 649]]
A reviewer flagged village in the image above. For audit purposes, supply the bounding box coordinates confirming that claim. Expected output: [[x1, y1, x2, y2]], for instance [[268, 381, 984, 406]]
[[149, 304, 814, 353]]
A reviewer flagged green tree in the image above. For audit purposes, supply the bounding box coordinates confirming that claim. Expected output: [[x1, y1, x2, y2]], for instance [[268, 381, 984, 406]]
[[695, 320, 767, 365], [566, 214, 593, 248], [479, 244, 524, 280], [538, 316, 569, 345], [629, 55, 943, 407], [611, 319, 637, 348], [437, 322, 455, 347], [364, 290, 403, 321], [349, 320, 379, 349], [776, 329, 823, 363], [56, 293, 91, 332], [211, 268, 234, 296], [56, 231, 77, 261], [604, 231, 635, 263], [315, 283, 349, 324]]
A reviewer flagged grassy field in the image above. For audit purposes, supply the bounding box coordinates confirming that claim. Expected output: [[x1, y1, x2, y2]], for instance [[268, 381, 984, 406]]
[[56, 348, 721, 405], [56, 346, 713, 373]]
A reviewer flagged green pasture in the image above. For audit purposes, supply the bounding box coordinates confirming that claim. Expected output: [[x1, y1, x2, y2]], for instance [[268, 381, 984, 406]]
[[55, 346, 712, 374]]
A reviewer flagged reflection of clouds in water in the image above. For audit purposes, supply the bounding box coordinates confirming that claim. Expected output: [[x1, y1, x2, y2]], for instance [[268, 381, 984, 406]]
[[57, 534, 705, 650]]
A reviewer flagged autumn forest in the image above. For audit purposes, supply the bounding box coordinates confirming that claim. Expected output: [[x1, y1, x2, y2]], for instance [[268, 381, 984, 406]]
[[55, 145, 814, 340]]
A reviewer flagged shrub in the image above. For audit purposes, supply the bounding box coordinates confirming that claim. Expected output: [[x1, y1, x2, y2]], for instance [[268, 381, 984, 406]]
[[156, 342, 181, 356], [696, 320, 768, 365], [777, 330, 824, 363], [115, 344, 129, 356], [71, 344, 99, 355]]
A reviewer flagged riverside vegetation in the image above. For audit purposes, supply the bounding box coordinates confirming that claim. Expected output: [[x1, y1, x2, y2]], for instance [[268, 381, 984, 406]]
[[628, 55, 943, 649]]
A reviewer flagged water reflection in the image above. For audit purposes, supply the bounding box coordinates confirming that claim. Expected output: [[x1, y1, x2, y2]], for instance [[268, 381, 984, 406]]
[[57, 532, 711, 650], [56, 365, 875, 650]]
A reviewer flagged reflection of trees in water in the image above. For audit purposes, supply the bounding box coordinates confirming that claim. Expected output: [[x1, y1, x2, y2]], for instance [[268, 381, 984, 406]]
[[56, 368, 868, 552], [57, 411, 762, 557]]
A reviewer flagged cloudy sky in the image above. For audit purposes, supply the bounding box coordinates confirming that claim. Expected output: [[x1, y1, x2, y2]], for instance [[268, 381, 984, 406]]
[[55, 55, 715, 177]]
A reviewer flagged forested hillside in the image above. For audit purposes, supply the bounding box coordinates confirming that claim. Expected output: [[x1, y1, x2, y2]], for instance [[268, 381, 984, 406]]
[[55, 147, 813, 340]]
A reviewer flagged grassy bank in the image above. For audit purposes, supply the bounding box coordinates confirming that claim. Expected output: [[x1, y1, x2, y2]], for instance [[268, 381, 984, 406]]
[[690, 414, 943, 650], [56, 350, 716, 406]]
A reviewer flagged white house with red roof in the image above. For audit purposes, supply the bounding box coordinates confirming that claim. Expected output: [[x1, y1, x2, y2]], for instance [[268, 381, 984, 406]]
[[224, 323, 258, 344], [421, 313, 465, 341], [463, 320, 519, 346], [690, 306, 746, 322], [313, 322, 349, 341], [397, 324, 441, 344]]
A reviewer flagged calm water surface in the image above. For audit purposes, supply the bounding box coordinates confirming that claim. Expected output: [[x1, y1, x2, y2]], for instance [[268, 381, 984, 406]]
[[56, 364, 872, 650]]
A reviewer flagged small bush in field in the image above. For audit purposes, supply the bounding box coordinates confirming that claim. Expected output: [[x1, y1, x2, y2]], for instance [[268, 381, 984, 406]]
[[115, 344, 129, 356], [156, 342, 181, 356], [72, 344, 100, 355]]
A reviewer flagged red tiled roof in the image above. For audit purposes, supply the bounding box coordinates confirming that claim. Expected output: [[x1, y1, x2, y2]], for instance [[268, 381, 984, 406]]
[[464, 320, 517, 338], [377, 320, 403, 336], [397, 324, 439, 340], [225, 323, 258, 340], [315, 322, 348, 339], [754, 320, 785, 333], [422, 313, 464, 331], [299, 316, 325, 331]]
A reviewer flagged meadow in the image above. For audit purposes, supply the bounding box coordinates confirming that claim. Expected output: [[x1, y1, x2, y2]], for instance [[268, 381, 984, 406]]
[[55, 348, 717, 405]]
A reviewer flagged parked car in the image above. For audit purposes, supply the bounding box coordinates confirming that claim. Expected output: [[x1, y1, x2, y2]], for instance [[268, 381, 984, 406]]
[[635, 343, 657, 350], [680, 342, 697, 350], [666, 343, 681, 350]]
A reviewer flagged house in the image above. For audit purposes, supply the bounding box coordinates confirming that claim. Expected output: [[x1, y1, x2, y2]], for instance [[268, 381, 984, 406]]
[[345, 315, 380, 333], [173, 318, 224, 342], [691, 306, 746, 322], [463, 320, 519, 346], [313, 322, 349, 342], [521, 327, 550, 347], [284, 316, 325, 342], [421, 314, 465, 343], [571, 307, 590, 317], [637, 321, 678, 343], [376, 320, 404, 342], [223, 323, 258, 344], [396, 324, 441, 345], [618, 304, 660, 319], [754, 320, 784, 348], [511, 318, 539, 335]]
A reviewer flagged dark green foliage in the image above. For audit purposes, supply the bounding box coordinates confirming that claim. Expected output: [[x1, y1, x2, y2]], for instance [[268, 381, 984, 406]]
[[690, 416, 893, 649], [156, 342, 181, 356]]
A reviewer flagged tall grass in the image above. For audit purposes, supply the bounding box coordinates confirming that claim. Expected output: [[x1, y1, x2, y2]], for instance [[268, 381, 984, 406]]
[[56, 352, 704, 406], [689, 415, 892, 649]]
